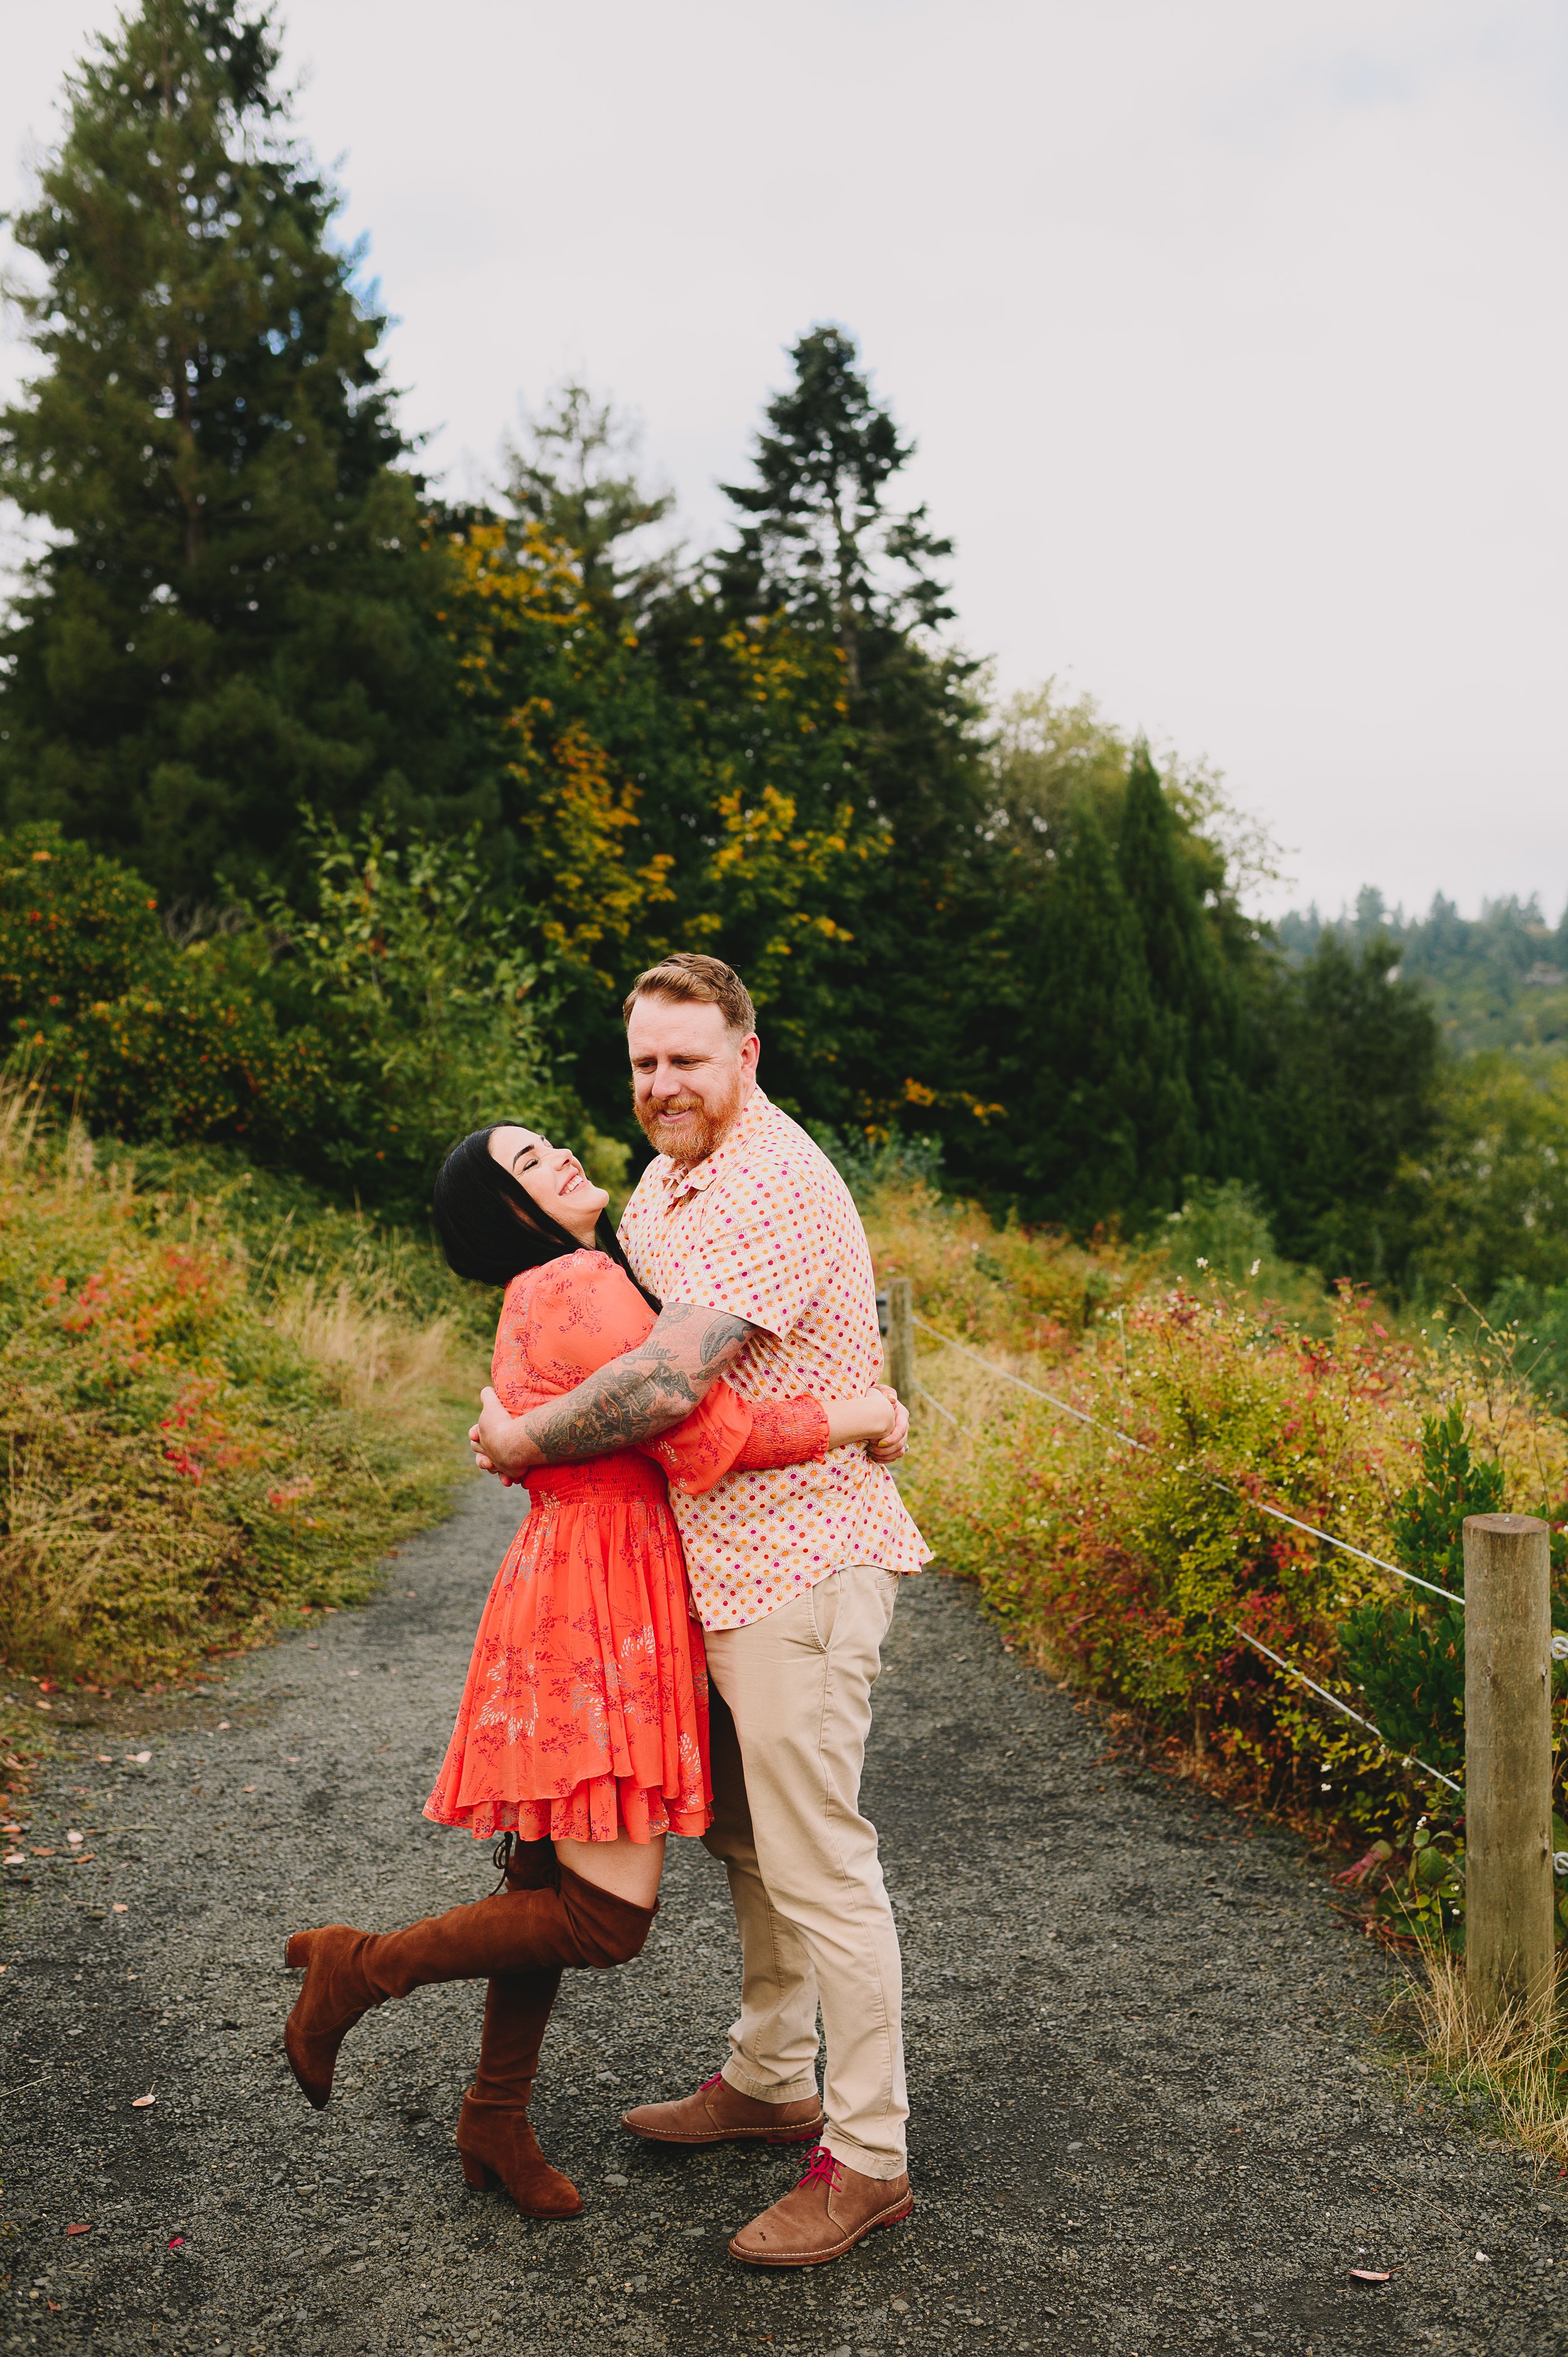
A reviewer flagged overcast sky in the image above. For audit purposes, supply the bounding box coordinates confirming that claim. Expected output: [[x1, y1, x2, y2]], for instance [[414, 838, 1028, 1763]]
[[3, 1, 1564, 920]]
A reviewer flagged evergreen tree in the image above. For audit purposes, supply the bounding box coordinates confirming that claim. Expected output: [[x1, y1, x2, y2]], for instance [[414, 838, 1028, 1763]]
[[0, 0, 464, 897], [500, 381, 680, 629], [1254, 931, 1441, 1277], [718, 323, 954, 691], [1116, 740, 1251, 1198], [945, 799, 1167, 1225], [712, 326, 987, 1130]]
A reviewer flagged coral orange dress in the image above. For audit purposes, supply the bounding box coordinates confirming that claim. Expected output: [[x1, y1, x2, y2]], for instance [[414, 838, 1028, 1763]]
[[424, 1250, 828, 1845]]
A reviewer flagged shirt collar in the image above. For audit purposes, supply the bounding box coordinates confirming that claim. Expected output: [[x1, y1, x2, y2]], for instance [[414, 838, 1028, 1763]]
[[659, 1085, 771, 1201]]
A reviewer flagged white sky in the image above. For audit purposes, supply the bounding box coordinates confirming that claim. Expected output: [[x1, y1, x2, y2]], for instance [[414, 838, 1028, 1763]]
[[3, 0, 1564, 922]]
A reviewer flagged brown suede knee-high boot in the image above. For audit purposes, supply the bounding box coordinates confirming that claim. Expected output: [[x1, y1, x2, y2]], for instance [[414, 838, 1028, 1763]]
[[283, 1865, 655, 2110], [455, 1967, 581, 2218]]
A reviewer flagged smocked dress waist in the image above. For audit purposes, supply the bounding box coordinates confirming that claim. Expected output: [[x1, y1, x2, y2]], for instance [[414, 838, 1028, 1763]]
[[524, 1453, 667, 1506]]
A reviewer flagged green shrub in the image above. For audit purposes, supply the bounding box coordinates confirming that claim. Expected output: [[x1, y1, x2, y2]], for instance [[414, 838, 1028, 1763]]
[[0, 824, 332, 1154], [0, 1090, 486, 1687], [869, 1178, 1568, 1922], [1335, 1406, 1502, 1785], [0, 819, 580, 1215]]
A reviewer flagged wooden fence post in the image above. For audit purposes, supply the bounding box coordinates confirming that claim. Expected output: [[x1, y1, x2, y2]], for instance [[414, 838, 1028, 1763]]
[[1463, 1511, 1555, 2026], [885, 1276, 916, 1407]]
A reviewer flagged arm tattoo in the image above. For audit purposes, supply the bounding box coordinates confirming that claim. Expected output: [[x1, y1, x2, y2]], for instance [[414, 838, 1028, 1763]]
[[522, 1302, 757, 1466]]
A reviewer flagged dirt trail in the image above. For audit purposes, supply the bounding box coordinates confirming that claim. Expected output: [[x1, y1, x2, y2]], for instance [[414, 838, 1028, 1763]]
[[2, 1478, 1564, 2356]]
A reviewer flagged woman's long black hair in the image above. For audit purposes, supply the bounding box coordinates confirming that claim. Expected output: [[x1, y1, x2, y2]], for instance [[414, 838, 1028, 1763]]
[[432, 1125, 660, 1311]]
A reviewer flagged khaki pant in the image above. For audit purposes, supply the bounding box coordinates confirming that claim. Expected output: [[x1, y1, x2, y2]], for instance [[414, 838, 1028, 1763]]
[[700, 1564, 908, 2179]]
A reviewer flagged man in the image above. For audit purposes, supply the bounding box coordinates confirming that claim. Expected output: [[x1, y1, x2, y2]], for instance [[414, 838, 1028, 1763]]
[[470, 952, 929, 2267]]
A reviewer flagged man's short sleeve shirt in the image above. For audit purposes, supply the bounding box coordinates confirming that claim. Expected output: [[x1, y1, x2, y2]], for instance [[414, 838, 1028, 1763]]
[[617, 1088, 930, 1630]]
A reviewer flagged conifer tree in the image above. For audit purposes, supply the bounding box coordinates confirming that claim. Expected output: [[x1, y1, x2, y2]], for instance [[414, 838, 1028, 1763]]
[[951, 800, 1165, 1225], [0, 0, 463, 897], [712, 326, 986, 1129], [1116, 740, 1250, 1198]]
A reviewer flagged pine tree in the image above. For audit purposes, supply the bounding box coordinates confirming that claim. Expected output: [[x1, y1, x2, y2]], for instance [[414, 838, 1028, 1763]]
[[1254, 930, 1441, 1276], [0, 0, 464, 897], [1116, 740, 1250, 1200], [718, 324, 954, 692], [712, 325, 987, 1129], [500, 381, 679, 629], [948, 800, 1165, 1224]]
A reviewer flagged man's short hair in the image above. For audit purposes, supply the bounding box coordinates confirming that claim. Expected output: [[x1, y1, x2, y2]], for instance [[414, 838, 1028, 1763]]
[[622, 952, 757, 1036]]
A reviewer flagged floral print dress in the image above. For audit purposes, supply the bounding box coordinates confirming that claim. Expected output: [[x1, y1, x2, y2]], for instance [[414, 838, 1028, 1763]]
[[424, 1250, 827, 1845]]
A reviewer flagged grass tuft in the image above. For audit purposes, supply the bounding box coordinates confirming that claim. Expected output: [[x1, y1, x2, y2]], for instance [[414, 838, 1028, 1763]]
[[1396, 1942, 1568, 2168]]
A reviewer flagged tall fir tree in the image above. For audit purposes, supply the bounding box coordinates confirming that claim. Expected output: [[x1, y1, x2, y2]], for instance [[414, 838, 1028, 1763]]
[[945, 798, 1168, 1225], [0, 0, 465, 897], [713, 324, 986, 1128], [1256, 930, 1441, 1278], [1115, 739, 1251, 1201]]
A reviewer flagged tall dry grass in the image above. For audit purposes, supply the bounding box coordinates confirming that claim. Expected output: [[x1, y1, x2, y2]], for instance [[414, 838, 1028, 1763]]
[[1397, 1944, 1568, 2168]]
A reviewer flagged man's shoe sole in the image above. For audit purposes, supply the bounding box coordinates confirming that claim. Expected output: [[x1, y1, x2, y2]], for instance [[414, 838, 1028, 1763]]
[[728, 2188, 915, 2266], [620, 2109, 824, 2148]]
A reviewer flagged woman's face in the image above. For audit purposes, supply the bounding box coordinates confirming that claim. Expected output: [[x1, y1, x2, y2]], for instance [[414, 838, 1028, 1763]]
[[487, 1127, 609, 1244]]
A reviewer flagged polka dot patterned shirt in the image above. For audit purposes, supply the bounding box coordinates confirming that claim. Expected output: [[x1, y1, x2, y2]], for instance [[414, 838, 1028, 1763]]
[[618, 1087, 931, 1632]]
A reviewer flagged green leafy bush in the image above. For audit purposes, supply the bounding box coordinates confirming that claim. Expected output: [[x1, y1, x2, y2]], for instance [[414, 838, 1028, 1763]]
[[0, 1090, 486, 1687], [1335, 1407, 1502, 1785], [872, 1179, 1568, 1932], [0, 823, 331, 1153], [0, 819, 581, 1216]]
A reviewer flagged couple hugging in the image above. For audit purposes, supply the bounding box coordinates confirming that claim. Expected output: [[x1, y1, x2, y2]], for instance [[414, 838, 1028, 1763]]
[[282, 953, 931, 2269]]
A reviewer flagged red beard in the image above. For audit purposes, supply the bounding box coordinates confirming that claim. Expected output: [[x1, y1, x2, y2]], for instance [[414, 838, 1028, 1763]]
[[633, 1071, 746, 1168]]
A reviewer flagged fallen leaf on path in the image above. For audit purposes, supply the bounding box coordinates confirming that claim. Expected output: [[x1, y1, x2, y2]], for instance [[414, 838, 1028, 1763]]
[[130, 2092, 156, 2109], [3, 1854, 23, 1868], [1475, 2250, 1490, 2262], [241, 1786, 257, 1794], [66, 1830, 83, 1845], [217, 1720, 230, 1729], [167, 2236, 183, 2249], [1348, 2269, 1391, 2282], [64, 2224, 91, 2237], [30, 1848, 54, 1856], [111, 1902, 127, 1913], [95, 1755, 112, 1764], [129, 1751, 151, 1764]]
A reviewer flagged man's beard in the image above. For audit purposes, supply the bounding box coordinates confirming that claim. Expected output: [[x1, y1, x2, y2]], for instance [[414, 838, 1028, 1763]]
[[634, 1070, 746, 1168]]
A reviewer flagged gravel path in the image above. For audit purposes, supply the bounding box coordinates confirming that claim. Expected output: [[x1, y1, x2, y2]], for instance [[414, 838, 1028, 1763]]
[[3, 1478, 1564, 2357]]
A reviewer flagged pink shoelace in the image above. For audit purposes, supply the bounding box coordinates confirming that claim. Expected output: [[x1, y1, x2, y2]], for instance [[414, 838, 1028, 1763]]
[[698, 2070, 724, 2092], [797, 2144, 843, 2191]]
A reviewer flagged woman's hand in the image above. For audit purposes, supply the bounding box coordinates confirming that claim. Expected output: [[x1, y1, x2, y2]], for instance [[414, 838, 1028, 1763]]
[[867, 1383, 909, 1464], [820, 1383, 909, 1459]]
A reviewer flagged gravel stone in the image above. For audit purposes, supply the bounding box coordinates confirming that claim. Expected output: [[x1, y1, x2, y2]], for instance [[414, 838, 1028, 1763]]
[[1, 1478, 1563, 2353]]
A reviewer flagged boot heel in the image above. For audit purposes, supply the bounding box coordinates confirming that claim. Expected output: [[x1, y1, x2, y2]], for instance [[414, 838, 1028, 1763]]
[[460, 2154, 499, 2191]]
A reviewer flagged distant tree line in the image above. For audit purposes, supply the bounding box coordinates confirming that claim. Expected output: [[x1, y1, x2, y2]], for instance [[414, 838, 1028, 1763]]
[[0, 0, 1506, 1299]]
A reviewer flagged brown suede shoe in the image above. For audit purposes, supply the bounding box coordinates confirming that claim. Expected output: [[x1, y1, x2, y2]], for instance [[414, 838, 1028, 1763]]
[[729, 2144, 913, 2267], [621, 2068, 824, 2147]]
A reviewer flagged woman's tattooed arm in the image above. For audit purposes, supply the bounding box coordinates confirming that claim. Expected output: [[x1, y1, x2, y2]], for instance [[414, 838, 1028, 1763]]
[[471, 1303, 757, 1476]]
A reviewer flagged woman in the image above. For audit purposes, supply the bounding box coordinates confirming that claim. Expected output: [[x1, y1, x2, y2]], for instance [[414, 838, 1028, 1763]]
[[282, 1122, 901, 2221]]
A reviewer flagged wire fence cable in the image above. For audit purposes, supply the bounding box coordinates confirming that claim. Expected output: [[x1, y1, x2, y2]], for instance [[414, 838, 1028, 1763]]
[[1230, 1625, 1463, 1797], [910, 1311, 1463, 1608]]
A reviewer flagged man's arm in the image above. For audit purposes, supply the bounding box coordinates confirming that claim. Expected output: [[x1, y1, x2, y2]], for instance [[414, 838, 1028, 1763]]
[[472, 1302, 758, 1478]]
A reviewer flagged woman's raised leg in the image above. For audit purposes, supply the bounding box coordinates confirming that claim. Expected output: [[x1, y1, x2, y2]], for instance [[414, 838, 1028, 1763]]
[[553, 1830, 665, 1910]]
